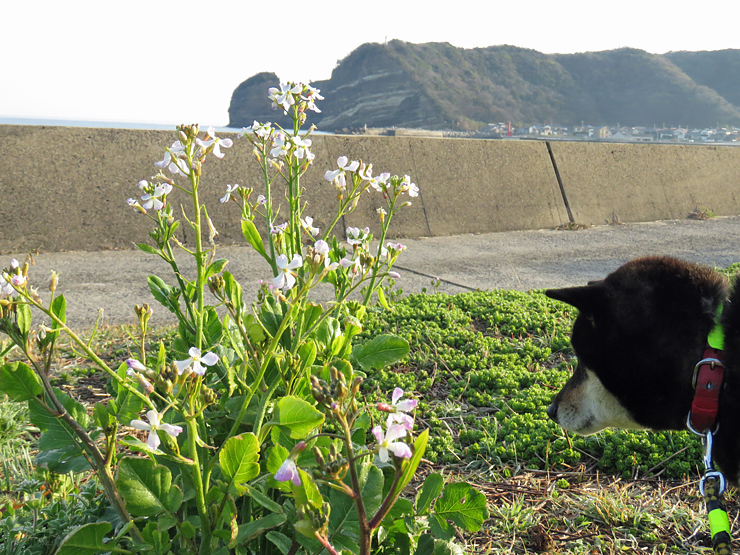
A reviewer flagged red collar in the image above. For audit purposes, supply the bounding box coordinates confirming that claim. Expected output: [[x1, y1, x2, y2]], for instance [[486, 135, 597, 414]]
[[689, 345, 725, 433]]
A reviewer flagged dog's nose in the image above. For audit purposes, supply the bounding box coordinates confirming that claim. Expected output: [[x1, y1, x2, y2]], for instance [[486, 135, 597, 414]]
[[546, 403, 558, 422]]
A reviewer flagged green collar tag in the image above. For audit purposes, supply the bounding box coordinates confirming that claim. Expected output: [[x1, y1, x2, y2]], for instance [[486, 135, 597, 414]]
[[708, 305, 725, 351]]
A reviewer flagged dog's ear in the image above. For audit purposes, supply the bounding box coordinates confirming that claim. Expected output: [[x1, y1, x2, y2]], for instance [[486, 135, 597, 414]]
[[545, 282, 606, 315]]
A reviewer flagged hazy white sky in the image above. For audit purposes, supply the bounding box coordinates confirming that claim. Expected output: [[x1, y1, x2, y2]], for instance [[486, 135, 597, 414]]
[[4, 0, 739, 127]]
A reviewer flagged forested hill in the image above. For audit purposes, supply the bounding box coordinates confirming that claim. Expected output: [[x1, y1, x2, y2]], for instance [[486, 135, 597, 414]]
[[228, 41, 740, 131]]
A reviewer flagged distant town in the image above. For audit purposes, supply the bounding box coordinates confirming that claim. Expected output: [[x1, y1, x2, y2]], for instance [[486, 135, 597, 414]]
[[363, 123, 740, 144], [459, 123, 740, 144]]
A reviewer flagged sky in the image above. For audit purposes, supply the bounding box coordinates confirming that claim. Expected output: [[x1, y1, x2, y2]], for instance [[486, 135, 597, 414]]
[[4, 0, 740, 127]]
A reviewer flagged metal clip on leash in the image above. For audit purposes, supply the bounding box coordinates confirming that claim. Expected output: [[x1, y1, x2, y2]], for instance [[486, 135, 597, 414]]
[[688, 416, 733, 554]]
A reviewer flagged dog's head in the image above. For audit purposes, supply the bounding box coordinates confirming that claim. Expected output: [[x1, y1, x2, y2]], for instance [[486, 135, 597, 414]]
[[545, 256, 728, 435]]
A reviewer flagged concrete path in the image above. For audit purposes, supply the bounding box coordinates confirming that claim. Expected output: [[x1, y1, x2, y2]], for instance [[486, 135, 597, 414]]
[[8, 216, 740, 329]]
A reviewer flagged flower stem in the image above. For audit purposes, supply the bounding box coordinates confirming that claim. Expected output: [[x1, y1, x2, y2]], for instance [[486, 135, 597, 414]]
[[186, 418, 212, 553]]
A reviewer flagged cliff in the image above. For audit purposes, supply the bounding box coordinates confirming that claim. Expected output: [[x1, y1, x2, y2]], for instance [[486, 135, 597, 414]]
[[228, 41, 740, 131]]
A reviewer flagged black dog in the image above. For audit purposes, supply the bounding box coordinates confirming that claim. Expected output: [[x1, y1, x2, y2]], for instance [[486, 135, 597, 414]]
[[545, 256, 740, 483]]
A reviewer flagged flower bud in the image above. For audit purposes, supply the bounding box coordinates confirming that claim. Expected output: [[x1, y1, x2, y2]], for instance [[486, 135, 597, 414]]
[[49, 271, 59, 293], [351, 376, 363, 396], [313, 446, 326, 468]]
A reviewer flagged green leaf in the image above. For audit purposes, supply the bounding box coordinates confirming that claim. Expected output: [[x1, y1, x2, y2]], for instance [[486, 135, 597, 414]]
[[414, 533, 435, 555], [241, 219, 268, 259], [416, 473, 445, 514], [109, 363, 144, 426], [393, 429, 429, 499], [136, 242, 160, 256], [428, 513, 455, 541], [229, 513, 287, 548], [54, 522, 113, 555], [243, 484, 283, 514], [0, 362, 42, 401], [273, 396, 324, 439], [220, 433, 260, 495], [148, 275, 179, 314], [292, 468, 323, 509], [266, 531, 293, 555], [296, 340, 317, 374], [352, 334, 409, 371], [433, 482, 489, 533], [116, 457, 183, 517], [205, 258, 229, 279], [50, 294, 67, 330], [16, 303, 32, 336], [377, 286, 391, 310], [36, 446, 91, 474], [30, 389, 91, 472], [329, 462, 383, 541]]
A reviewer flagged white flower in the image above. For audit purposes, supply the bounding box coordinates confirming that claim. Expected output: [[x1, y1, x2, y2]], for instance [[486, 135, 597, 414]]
[[256, 195, 267, 206], [292, 136, 314, 160], [273, 254, 303, 291], [301, 216, 319, 236], [274, 458, 301, 486], [271, 222, 289, 235], [196, 126, 233, 159], [10, 274, 26, 287], [239, 120, 272, 139], [397, 175, 419, 197], [340, 257, 361, 277], [300, 85, 323, 113], [126, 358, 147, 372], [268, 82, 303, 114], [314, 239, 330, 256], [372, 424, 412, 463], [220, 183, 240, 203], [175, 346, 219, 376], [346, 226, 370, 246], [130, 410, 183, 451], [324, 156, 360, 189], [0, 275, 14, 297], [270, 132, 288, 158], [141, 183, 172, 211], [369, 172, 391, 192], [155, 141, 189, 176]]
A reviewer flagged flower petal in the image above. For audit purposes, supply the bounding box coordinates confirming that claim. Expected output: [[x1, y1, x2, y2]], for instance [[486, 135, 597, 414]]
[[384, 424, 408, 443], [201, 352, 219, 366], [130, 419, 151, 431], [371, 425, 384, 444], [387, 441, 412, 460], [160, 423, 183, 438], [147, 430, 161, 451], [175, 358, 193, 374], [391, 387, 404, 404]]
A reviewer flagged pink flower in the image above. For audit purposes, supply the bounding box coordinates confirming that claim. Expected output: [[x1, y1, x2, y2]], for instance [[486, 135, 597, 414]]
[[274, 458, 301, 486], [372, 424, 412, 463]]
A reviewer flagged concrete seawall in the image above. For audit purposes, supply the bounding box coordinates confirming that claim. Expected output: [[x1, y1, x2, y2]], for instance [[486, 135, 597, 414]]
[[2, 124, 740, 253]]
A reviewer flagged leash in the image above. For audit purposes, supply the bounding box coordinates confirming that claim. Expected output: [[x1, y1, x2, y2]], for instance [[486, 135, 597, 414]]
[[687, 422, 733, 554], [687, 308, 733, 554]]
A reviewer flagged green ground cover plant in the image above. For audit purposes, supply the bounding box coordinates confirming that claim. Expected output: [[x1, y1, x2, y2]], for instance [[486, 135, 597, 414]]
[[1, 283, 732, 553]]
